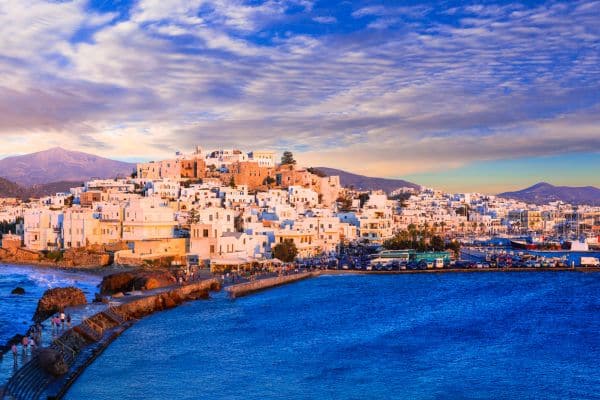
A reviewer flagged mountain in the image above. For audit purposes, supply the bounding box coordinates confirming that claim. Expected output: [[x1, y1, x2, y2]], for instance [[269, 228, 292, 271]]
[[0, 177, 83, 199], [313, 167, 420, 193], [498, 182, 600, 205], [0, 147, 135, 186], [0, 177, 24, 198]]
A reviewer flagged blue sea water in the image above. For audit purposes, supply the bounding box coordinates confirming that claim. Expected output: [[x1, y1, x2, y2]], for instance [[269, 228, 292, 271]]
[[0, 264, 100, 344], [67, 272, 600, 399]]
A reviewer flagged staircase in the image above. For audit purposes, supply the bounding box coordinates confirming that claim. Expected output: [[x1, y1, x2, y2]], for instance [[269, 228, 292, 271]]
[[3, 330, 93, 400]]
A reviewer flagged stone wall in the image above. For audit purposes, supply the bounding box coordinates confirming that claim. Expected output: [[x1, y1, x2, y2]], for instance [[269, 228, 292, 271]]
[[117, 279, 221, 318], [225, 272, 315, 298]]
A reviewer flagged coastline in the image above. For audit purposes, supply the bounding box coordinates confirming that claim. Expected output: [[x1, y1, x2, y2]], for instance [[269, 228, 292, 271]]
[[2, 278, 221, 400], [0, 260, 141, 278], [3, 265, 600, 399]]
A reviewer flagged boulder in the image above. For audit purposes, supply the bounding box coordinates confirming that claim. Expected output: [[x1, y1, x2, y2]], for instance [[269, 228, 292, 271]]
[[133, 271, 176, 291], [100, 272, 136, 294], [11, 286, 25, 295], [100, 271, 176, 295], [187, 289, 210, 300], [33, 287, 87, 323], [38, 348, 69, 376]]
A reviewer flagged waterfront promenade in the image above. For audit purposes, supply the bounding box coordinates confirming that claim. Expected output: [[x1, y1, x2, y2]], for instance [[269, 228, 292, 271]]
[[1, 278, 220, 400]]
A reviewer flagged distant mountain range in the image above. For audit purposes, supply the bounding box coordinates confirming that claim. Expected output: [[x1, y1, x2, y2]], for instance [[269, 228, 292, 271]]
[[498, 182, 600, 206], [314, 167, 420, 193], [0, 177, 23, 198], [1, 148, 597, 206], [0, 147, 133, 199], [0, 147, 134, 186], [0, 178, 82, 200]]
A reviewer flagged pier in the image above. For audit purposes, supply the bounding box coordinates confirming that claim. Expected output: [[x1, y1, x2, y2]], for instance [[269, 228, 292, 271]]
[[1, 278, 220, 400], [226, 272, 317, 298]]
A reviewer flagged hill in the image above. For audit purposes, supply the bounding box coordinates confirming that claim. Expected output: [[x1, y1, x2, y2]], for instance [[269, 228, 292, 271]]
[[0, 147, 134, 186], [0, 177, 24, 198], [498, 182, 600, 205], [0, 178, 83, 199], [314, 167, 420, 193]]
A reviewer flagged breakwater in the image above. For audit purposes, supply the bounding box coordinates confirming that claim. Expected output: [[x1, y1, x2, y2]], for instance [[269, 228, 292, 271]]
[[226, 272, 316, 298], [2, 278, 221, 400]]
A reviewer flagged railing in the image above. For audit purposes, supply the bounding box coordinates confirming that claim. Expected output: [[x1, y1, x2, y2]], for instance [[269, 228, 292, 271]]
[[53, 338, 76, 360], [84, 318, 104, 336]]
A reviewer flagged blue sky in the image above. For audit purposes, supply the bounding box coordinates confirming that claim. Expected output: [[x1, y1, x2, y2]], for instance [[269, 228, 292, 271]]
[[0, 0, 598, 193]]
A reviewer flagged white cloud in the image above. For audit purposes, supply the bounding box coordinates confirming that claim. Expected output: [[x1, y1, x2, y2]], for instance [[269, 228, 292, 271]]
[[0, 0, 598, 183], [312, 16, 337, 24]]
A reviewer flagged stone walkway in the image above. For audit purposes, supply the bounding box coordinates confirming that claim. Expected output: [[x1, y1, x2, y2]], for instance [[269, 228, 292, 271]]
[[0, 303, 105, 392]]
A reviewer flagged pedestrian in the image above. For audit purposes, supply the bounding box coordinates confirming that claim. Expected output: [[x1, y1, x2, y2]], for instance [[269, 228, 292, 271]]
[[60, 311, 66, 329], [53, 315, 60, 334], [66, 313, 72, 328], [29, 337, 36, 351], [21, 336, 28, 353], [11, 343, 18, 365]]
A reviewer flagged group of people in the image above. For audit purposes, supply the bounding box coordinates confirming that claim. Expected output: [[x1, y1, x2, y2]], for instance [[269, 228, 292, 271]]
[[176, 269, 200, 285], [10, 328, 39, 367], [7, 311, 72, 368], [51, 311, 71, 335]]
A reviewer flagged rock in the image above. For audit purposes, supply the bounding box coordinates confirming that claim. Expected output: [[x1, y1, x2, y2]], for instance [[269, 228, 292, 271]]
[[38, 348, 69, 376], [187, 289, 210, 300], [99, 272, 136, 294], [100, 271, 175, 295], [11, 286, 25, 295], [133, 271, 176, 291], [33, 287, 87, 323], [161, 293, 177, 309]]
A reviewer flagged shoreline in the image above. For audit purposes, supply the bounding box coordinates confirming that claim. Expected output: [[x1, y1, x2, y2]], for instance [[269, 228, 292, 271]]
[[2, 266, 599, 399], [2, 278, 221, 400], [0, 261, 142, 277]]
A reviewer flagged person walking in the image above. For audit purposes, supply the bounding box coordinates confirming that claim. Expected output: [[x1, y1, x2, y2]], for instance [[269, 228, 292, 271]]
[[11, 343, 18, 366], [21, 336, 28, 354], [66, 313, 72, 328], [60, 311, 66, 329]]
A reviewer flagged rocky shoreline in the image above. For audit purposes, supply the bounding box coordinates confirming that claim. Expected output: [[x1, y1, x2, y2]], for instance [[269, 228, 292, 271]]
[[2, 278, 221, 400]]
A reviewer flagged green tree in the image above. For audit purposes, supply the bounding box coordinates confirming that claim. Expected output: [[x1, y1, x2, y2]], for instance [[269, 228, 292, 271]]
[[189, 208, 200, 224], [281, 151, 296, 165], [430, 235, 445, 251], [358, 193, 370, 208], [262, 176, 275, 187], [337, 195, 353, 212], [272, 240, 298, 262]]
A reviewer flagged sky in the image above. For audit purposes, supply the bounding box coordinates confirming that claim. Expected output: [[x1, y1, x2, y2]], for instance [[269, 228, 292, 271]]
[[0, 0, 599, 194]]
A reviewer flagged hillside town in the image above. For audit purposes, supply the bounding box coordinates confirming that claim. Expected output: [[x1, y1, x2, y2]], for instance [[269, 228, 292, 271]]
[[0, 146, 599, 270]]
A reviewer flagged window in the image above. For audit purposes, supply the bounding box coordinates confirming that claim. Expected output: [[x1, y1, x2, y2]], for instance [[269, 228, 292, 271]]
[[203, 229, 209, 237]]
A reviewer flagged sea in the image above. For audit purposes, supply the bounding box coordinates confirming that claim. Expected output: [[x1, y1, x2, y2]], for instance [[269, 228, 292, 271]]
[[64, 272, 600, 400], [0, 264, 100, 345]]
